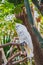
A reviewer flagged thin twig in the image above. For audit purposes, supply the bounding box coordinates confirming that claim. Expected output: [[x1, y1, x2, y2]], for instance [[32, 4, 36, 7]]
[[7, 51, 27, 64], [12, 57, 27, 65], [7, 52, 20, 63]]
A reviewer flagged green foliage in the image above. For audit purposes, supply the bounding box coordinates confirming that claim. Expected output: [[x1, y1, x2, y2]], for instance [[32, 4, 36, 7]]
[[8, 0, 24, 6], [14, 4, 23, 14], [0, 0, 23, 44], [14, 18, 23, 24], [0, 0, 34, 65], [0, 0, 2, 3], [0, 19, 17, 44], [0, 1, 15, 18]]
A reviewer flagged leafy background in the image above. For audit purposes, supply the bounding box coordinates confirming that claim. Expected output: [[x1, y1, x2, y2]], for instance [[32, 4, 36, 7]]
[[0, 0, 43, 65]]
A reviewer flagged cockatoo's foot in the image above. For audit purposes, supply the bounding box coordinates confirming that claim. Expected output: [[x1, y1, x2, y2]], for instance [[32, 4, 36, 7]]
[[20, 51, 27, 57]]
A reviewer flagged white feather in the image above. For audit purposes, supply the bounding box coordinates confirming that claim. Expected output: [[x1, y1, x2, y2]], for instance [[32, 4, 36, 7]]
[[16, 23, 34, 58]]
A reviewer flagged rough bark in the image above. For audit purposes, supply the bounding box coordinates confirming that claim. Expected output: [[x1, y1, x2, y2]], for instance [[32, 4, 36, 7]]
[[16, 10, 43, 65]]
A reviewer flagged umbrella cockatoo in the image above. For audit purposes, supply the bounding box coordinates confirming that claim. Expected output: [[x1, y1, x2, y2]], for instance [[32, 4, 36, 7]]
[[15, 23, 34, 59]]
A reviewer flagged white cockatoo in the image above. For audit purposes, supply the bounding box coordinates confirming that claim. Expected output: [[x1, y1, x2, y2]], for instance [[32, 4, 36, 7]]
[[15, 23, 34, 59], [6, 23, 34, 65], [5, 13, 34, 59]]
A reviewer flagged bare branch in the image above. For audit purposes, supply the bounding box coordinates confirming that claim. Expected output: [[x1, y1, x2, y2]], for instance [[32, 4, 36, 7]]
[[12, 57, 27, 65], [7, 51, 27, 64], [0, 42, 21, 48], [7, 52, 20, 63]]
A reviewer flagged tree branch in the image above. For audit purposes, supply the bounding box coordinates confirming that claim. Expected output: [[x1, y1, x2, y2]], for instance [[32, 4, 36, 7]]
[[7, 51, 27, 64], [0, 42, 21, 48], [12, 57, 27, 65]]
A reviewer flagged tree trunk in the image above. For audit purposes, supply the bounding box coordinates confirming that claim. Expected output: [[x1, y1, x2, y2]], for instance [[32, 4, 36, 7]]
[[23, 17, 43, 65], [16, 10, 43, 65]]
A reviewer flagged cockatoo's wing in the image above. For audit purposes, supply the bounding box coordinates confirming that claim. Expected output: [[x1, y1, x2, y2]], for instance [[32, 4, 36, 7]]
[[16, 23, 33, 50], [16, 23, 34, 58]]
